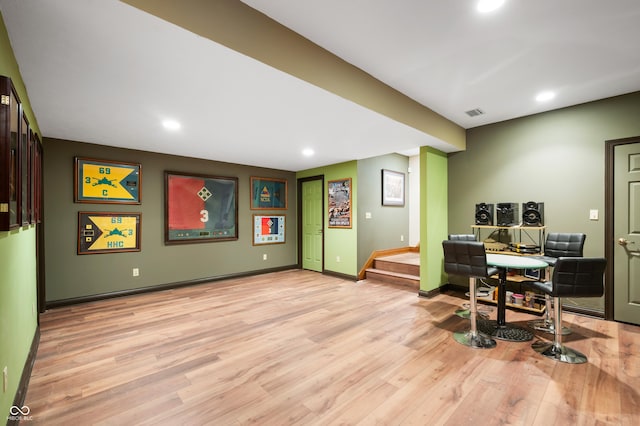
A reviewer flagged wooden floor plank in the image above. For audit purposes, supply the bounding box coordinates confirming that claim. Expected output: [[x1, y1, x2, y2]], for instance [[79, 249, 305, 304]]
[[21, 269, 640, 425]]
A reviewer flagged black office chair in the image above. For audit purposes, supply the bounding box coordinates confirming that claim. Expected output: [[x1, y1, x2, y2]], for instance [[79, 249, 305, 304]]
[[530, 233, 586, 334], [536, 233, 586, 266], [442, 240, 500, 349], [528, 257, 606, 363], [448, 234, 477, 242], [447, 234, 493, 319]]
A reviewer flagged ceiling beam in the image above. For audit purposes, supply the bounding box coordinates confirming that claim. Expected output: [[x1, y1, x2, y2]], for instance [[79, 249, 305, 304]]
[[122, 0, 465, 151]]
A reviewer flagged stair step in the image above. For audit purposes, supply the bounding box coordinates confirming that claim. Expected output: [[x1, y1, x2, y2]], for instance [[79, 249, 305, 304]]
[[365, 268, 420, 289], [373, 258, 420, 276]]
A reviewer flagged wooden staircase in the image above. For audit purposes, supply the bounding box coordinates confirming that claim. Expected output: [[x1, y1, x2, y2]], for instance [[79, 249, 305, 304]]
[[360, 249, 420, 289]]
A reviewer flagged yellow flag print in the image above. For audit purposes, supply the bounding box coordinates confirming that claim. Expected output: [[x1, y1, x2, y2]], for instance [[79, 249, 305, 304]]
[[81, 164, 136, 200], [88, 215, 138, 251]]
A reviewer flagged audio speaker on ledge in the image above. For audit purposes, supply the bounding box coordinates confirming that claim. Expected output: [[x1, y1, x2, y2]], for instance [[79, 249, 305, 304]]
[[496, 202, 519, 226], [475, 203, 493, 225], [522, 201, 544, 226]]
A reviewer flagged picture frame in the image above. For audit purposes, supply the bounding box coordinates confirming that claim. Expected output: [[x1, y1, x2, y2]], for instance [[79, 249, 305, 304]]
[[328, 178, 352, 228], [250, 176, 287, 210], [0, 76, 21, 230], [381, 169, 405, 206], [20, 112, 29, 225], [165, 171, 238, 244], [253, 214, 286, 245], [524, 268, 543, 280], [77, 211, 141, 255], [74, 157, 141, 204]]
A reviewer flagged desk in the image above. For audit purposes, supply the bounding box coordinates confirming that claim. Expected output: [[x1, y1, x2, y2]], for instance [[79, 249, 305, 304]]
[[481, 254, 548, 342]]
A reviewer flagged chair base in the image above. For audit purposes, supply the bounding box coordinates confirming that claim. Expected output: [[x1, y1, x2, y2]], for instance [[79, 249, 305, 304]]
[[477, 320, 534, 342], [531, 340, 587, 364], [453, 330, 497, 349], [528, 318, 571, 335]]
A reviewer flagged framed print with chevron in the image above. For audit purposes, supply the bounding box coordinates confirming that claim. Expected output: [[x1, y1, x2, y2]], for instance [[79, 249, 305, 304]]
[[74, 157, 141, 204], [78, 211, 141, 255]]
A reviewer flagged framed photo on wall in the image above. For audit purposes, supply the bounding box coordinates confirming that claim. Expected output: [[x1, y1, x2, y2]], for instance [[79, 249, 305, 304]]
[[381, 169, 405, 206], [328, 178, 352, 228], [77, 211, 141, 255], [165, 171, 238, 244], [250, 177, 287, 210], [253, 214, 285, 245], [74, 157, 141, 204]]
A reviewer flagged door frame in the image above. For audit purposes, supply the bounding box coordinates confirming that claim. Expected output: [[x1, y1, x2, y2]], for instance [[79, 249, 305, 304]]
[[297, 175, 324, 270], [604, 135, 640, 321]]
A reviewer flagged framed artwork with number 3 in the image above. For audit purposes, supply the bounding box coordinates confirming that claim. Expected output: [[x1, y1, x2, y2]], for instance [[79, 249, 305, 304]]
[[165, 171, 238, 244]]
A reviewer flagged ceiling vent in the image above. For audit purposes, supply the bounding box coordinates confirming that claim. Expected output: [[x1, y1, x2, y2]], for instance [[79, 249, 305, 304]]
[[465, 108, 484, 117]]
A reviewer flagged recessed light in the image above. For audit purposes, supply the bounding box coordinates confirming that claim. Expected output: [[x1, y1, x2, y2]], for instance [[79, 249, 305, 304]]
[[535, 91, 556, 102], [162, 119, 181, 131], [477, 0, 505, 13], [302, 148, 314, 157]]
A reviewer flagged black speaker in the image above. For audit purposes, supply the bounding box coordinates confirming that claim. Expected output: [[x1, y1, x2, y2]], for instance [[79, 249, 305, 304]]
[[496, 202, 519, 226], [522, 201, 544, 226], [475, 203, 493, 225]]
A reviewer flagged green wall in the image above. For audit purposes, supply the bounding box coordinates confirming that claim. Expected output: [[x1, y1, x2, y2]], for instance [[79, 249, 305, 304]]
[[357, 154, 410, 268], [0, 11, 41, 421], [448, 91, 640, 311], [419, 147, 448, 292], [44, 139, 297, 302], [297, 161, 358, 276]]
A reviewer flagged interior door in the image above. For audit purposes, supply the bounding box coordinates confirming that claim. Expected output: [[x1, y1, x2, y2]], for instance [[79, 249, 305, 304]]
[[614, 141, 640, 325], [301, 178, 323, 272]]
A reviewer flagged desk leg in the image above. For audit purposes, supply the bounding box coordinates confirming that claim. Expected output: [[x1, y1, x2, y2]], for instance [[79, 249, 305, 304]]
[[478, 266, 535, 342], [496, 267, 507, 326]]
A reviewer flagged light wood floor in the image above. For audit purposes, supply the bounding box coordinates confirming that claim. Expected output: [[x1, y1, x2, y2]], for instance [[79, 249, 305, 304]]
[[23, 270, 639, 425]]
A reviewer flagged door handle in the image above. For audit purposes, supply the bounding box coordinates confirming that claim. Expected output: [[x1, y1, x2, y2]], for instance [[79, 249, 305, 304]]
[[618, 237, 632, 246]]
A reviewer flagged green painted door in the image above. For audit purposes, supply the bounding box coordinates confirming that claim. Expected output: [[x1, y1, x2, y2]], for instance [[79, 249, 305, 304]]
[[302, 179, 323, 272], [614, 142, 640, 325]]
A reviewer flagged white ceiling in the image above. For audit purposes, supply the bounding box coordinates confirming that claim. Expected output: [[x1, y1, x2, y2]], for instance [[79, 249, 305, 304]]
[[2, 0, 640, 171]]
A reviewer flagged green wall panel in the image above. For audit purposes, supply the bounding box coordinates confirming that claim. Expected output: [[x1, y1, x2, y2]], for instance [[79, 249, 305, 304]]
[[356, 154, 410, 269], [298, 161, 358, 276], [0, 11, 40, 420], [420, 147, 448, 292], [448, 92, 640, 311]]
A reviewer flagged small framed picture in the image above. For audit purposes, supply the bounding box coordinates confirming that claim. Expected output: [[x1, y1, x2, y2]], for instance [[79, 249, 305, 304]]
[[78, 212, 141, 255], [382, 169, 405, 206], [75, 157, 141, 204], [250, 177, 287, 210], [253, 214, 285, 245], [524, 268, 543, 280]]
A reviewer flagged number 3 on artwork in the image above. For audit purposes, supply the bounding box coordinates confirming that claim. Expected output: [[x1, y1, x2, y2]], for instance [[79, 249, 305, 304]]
[[200, 209, 209, 223]]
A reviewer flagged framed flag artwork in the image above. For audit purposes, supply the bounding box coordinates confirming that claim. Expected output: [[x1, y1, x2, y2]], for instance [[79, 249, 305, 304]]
[[77, 211, 141, 255], [165, 171, 238, 244], [253, 214, 285, 245], [250, 177, 287, 210], [74, 157, 141, 204]]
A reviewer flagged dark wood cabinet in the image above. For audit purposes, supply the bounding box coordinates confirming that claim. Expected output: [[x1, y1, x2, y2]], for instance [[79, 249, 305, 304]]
[[1, 75, 42, 231]]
